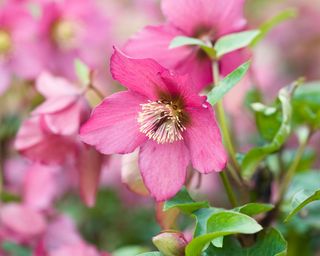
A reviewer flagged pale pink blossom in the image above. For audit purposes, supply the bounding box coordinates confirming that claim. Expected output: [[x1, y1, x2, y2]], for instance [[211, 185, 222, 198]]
[[37, 0, 111, 80], [0, 2, 43, 94]]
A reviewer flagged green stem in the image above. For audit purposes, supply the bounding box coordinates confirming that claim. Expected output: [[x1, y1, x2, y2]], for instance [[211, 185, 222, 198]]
[[212, 62, 241, 174], [212, 61, 239, 207], [278, 130, 312, 200], [219, 171, 238, 207]]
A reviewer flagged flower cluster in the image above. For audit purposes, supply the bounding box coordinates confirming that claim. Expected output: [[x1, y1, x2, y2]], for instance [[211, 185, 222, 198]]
[[1, 0, 320, 255]]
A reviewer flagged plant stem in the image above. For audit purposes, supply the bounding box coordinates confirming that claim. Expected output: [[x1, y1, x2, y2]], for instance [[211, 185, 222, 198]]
[[212, 62, 241, 175], [219, 171, 238, 207], [212, 61, 240, 207], [278, 130, 312, 200]]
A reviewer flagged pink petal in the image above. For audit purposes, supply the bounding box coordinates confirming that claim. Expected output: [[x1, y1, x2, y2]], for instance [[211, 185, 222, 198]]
[[161, 0, 246, 36], [41, 99, 89, 136], [32, 96, 78, 115], [23, 164, 60, 210], [44, 215, 82, 250], [36, 72, 81, 98], [0, 203, 47, 237], [124, 25, 191, 71], [124, 25, 212, 91], [184, 104, 227, 173], [15, 116, 78, 165], [80, 91, 148, 154], [220, 49, 251, 77], [139, 140, 190, 201], [110, 48, 168, 100], [77, 146, 103, 207], [175, 52, 212, 91], [160, 70, 206, 107]]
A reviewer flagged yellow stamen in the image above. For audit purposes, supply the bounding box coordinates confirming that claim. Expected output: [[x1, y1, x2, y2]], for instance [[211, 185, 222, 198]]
[[52, 20, 75, 49], [0, 30, 11, 55], [138, 100, 186, 144]]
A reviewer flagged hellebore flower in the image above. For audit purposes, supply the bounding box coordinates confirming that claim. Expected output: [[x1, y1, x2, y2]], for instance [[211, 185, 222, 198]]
[[14, 73, 103, 207], [0, 2, 43, 94], [124, 0, 247, 91], [15, 72, 90, 164], [38, 0, 111, 80], [80, 49, 227, 201]]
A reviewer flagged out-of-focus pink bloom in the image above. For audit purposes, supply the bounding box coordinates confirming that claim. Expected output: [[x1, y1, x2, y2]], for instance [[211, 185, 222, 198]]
[[3, 157, 29, 194], [34, 214, 109, 256], [124, 0, 247, 91], [14, 73, 104, 206], [33, 72, 90, 136], [23, 164, 62, 210], [15, 72, 90, 164], [0, 2, 43, 94], [0, 203, 47, 242], [80, 49, 227, 201], [37, 0, 111, 80], [15, 115, 79, 164]]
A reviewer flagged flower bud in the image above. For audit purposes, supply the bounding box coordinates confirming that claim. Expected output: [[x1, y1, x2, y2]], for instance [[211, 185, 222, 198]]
[[152, 231, 187, 256]]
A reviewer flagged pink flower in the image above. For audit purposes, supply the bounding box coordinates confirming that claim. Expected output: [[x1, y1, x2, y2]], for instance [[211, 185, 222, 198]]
[[0, 203, 47, 243], [124, 0, 247, 91], [0, 2, 43, 94], [37, 0, 111, 80], [80, 49, 227, 201], [14, 73, 104, 206], [15, 72, 89, 164]]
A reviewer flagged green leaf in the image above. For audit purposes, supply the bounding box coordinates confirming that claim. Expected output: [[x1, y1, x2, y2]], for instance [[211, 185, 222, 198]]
[[163, 187, 209, 214], [193, 208, 222, 237], [185, 211, 262, 256], [233, 203, 274, 216], [292, 81, 320, 129], [74, 59, 90, 86], [285, 189, 320, 222], [244, 87, 263, 110], [207, 62, 250, 106], [250, 9, 297, 47], [1, 242, 32, 256], [241, 80, 300, 180], [137, 252, 163, 256], [254, 105, 282, 142], [203, 228, 287, 256], [214, 30, 259, 58], [169, 36, 216, 57]]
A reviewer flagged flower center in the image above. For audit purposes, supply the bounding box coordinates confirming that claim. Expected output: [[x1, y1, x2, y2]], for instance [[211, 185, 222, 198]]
[[138, 99, 187, 144], [0, 30, 11, 55], [52, 20, 76, 49]]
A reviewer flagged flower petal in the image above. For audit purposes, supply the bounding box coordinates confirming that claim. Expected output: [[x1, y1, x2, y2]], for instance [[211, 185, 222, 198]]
[[23, 164, 61, 210], [36, 72, 81, 98], [139, 140, 190, 201], [161, 0, 246, 36], [15, 116, 77, 165], [110, 48, 168, 100], [77, 146, 103, 207], [184, 104, 227, 173], [80, 91, 148, 154], [124, 25, 191, 71], [0, 203, 47, 237]]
